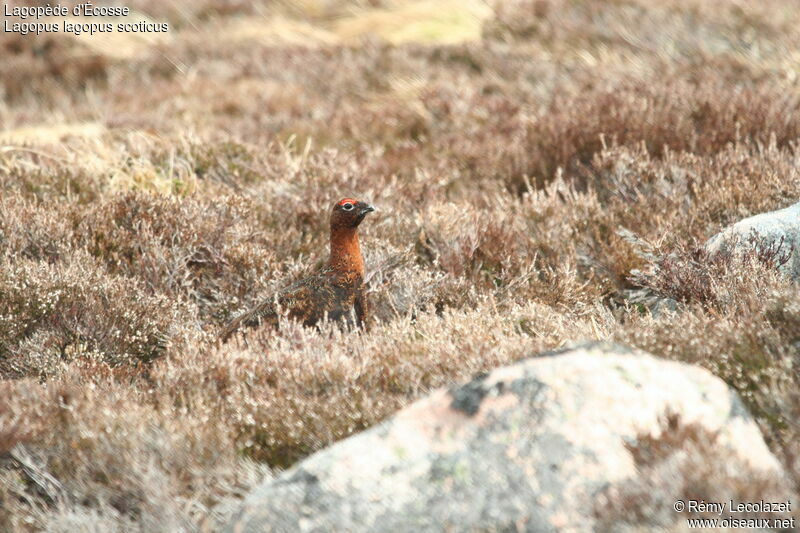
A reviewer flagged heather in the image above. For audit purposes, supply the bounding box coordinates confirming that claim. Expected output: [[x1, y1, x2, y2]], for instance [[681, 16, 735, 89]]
[[1, 0, 799, 529]]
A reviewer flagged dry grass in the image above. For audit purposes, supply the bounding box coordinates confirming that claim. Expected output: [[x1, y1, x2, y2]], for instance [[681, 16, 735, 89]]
[[1, 0, 800, 530]]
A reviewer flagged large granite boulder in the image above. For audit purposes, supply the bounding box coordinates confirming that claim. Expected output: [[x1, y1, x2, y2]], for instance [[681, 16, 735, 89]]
[[225, 343, 792, 532], [705, 201, 800, 280]]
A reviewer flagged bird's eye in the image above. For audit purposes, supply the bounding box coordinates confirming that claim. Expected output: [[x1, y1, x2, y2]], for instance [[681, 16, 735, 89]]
[[342, 203, 354, 211]]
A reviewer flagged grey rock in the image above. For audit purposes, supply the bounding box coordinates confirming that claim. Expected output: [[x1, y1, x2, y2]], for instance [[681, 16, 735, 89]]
[[622, 288, 679, 317], [225, 342, 789, 533], [705, 201, 800, 280]]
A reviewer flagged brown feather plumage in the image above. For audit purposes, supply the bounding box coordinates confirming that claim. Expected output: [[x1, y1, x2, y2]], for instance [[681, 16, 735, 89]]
[[220, 198, 374, 342]]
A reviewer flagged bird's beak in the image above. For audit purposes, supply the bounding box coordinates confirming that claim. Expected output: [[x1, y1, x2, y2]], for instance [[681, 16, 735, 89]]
[[361, 204, 375, 215]]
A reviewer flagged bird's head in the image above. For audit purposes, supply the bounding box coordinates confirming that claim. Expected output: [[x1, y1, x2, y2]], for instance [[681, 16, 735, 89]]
[[330, 198, 375, 229]]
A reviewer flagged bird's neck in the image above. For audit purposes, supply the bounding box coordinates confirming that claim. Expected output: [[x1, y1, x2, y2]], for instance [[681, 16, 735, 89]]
[[330, 226, 364, 280]]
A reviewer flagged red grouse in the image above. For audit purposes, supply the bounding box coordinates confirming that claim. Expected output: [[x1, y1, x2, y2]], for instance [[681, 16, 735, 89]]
[[220, 198, 375, 342]]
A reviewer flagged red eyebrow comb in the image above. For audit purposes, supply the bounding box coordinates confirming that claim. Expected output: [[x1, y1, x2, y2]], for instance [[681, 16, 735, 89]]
[[338, 198, 358, 206]]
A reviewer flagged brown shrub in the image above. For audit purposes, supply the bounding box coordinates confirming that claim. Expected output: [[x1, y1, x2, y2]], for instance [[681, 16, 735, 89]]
[[437, 79, 800, 193], [0, 196, 77, 264], [0, 156, 104, 204], [77, 192, 273, 322], [0, 31, 108, 101], [631, 233, 793, 308], [2, 0, 800, 529], [155, 301, 596, 467], [615, 268, 800, 488], [0, 254, 179, 379]]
